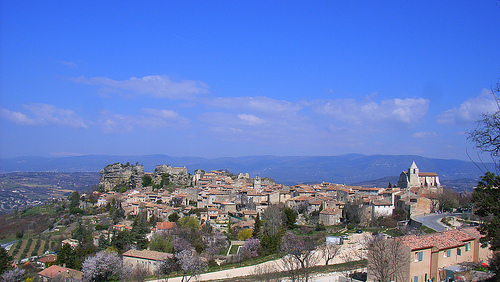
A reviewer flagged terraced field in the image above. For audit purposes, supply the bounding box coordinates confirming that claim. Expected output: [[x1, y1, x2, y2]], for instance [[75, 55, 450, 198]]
[[8, 238, 57, 261]]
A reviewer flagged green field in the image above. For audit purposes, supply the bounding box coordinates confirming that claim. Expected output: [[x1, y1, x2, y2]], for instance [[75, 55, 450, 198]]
[[25, 204, 57, 215]]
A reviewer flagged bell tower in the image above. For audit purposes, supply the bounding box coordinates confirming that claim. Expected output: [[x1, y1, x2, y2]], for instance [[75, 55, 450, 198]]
[[408, 161, 420, 187]]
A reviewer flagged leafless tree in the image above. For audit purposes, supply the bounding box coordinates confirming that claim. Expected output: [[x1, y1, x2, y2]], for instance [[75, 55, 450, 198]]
[[366, 236, 410, 282], [468, 79, 500, 170], [339, 234, 369, 281], [155, 256, 179, 282], [120, 264, 149, 282], [251, 263, 281, 282], [279, 253, 304, 282], [279, 231, 321, 282], [262, 204, 284, 236], [175, 249, 208, 282], [318, 242, 342, 266]]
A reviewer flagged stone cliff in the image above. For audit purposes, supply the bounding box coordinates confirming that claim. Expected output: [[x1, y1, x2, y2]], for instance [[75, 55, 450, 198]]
[[99, 163, 144, 191], [99, 163, 191, 191]]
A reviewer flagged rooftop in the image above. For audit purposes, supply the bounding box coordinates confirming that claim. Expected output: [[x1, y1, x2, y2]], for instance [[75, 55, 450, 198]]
[[398, 228, 477, 251]]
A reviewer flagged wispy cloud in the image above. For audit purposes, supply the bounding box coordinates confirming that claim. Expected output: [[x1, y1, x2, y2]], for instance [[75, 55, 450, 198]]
[[412, 131, 438, 138], [98, 108, 190, 134], [312, 97, 430, 125], [50, 152, 84, 156], [0, 107, 36, 125], [71, 75, 209, 99], [60, 61, 78, 68], [0, 104, 88, 128], [237, 114, 265, 126], [437, 88, 498, 125], [202, 96, 302, 115]]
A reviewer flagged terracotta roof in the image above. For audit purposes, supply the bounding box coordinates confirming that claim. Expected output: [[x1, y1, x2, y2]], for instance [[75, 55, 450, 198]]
[[309, 200, 323, 205], [461, 226, 485, 238], [241, 210, 257, 215], [37, 254, 57, 263], [320, 208, 341, 215], [371, 199, 392, 206], [38, 265, 83, 279], [233, 220, 255, 228], [156, 221, 177, 230], [123, 249, 173, 261], [398, 229, 475, 251], [419, 172, 438, 177]]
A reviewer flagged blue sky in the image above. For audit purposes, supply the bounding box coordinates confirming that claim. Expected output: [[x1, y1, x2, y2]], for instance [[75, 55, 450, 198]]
[[1, 1, 499, 160]]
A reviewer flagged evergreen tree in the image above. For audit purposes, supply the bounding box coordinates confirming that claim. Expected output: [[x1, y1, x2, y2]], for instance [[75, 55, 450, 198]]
[[283, 207, 298, 229], [72, 219, 92, 247], [56, 244, 77, 269], [168, 212, 179, 223], [0, 247, 12, 276], [252, 213, 261, 238], [473, 172, 500, 253]]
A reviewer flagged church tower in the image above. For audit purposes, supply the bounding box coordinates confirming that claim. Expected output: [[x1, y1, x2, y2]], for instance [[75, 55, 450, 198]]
[[408, 161, 420, 187], [253, 175, 262, 191]]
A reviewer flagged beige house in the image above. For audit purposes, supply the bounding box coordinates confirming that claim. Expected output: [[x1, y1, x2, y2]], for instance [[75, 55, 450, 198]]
[[396, 193, 432, 217], [122, 249, 173, 274], [393, 228, 492, 282], [319, 208, 342, 226]]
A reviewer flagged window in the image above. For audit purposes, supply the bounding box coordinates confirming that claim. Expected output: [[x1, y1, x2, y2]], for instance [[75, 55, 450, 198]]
[[418, 251, 423, 261], [414, 276, 418, 282], [466, 242, 470, 251], [457, 248, 461, 256], [445, 250, 451, 257]]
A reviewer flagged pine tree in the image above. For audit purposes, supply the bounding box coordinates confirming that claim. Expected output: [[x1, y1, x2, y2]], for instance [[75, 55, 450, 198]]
[[252, 213, 261, 238], [0, 247, 12, 276]]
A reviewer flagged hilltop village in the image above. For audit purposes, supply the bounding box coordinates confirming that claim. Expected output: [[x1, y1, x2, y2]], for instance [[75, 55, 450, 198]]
[[1, 161, 494, 282], [96, 161, 443, 229]]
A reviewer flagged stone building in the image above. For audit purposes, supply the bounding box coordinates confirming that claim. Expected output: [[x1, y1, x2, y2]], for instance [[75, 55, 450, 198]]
[[122, 249, 173, 275], [397, 161, 442, 193]]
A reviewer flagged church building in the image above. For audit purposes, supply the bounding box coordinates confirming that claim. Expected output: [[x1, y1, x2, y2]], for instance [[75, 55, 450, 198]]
[[397, 161, 441, 193]]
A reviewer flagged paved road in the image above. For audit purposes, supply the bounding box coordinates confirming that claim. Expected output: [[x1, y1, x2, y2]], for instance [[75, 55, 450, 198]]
[[1, 241, 16, 251], [412, 213, 455, 231]]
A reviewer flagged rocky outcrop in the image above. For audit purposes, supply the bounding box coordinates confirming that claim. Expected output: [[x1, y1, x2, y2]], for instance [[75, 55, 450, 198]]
[[99, 163, 144, 191], [100, 163, 191, 191], [152, 165, 189, 187]]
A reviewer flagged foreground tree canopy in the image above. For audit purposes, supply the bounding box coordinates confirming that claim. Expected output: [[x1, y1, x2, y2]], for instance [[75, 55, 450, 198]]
[[469, 78, 500, 279]]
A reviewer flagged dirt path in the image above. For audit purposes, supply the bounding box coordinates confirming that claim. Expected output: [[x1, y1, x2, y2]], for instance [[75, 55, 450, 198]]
[[150, 233, 369, 282]]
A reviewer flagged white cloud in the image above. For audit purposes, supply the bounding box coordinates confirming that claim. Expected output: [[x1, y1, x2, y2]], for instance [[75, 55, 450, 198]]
[[437, 89, 498, 125], [60, 61, 77, 68], [237, 114, 265, 125], [412, 131, 438, 138], [202, 96, 302, 115], [50, 152, 84, 156], [0, 104, 88, 128], [72, 75, 209, 99], [99, 108, 189, 134], [0, 107, 36, 125], [312, 97, 430, 125]]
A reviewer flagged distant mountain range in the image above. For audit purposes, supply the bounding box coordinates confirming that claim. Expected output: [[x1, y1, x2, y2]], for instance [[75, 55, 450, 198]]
[[0, 154, 494, 189]]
